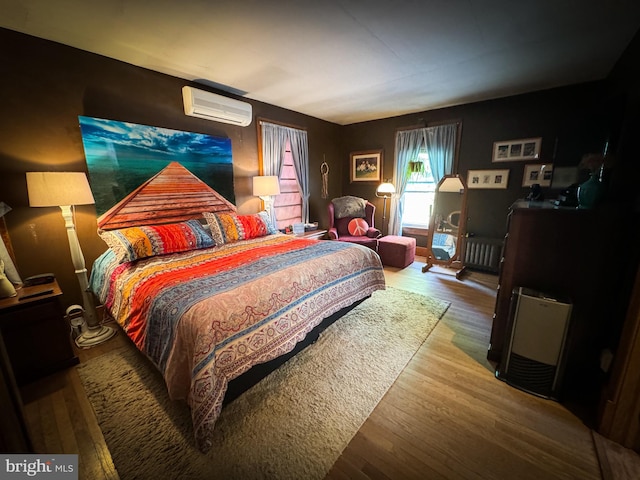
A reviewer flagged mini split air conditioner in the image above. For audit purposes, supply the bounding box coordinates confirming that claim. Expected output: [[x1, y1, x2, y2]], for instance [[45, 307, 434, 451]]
[[182, 86, 252, 126]]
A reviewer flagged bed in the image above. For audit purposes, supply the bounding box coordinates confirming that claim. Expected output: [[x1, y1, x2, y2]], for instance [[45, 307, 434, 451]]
[[88, 163, 385, 452]]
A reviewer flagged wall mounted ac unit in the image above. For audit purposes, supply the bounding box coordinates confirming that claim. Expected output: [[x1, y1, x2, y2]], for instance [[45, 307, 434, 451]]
[[182, 86, 252, 126]]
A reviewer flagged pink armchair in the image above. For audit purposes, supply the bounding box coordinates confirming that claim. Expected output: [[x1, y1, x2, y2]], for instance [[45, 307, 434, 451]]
[[328, 198, 381, 250]]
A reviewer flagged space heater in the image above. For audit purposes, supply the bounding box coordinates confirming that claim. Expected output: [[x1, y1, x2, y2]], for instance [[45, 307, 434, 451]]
[[496, 287, 572, 399]]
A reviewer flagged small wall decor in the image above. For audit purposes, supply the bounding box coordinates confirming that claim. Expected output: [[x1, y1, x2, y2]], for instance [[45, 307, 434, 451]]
[[492, 137, 541, 162], [320, 159, 329, 199], [467, 169, 510, 189], [350, 149, 383, 183], [522, 163, 553, 187]]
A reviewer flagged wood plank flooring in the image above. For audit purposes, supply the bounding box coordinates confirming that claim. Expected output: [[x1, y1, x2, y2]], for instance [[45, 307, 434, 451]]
[[327, 259, 601, 480], [19, 258, 605, 479]]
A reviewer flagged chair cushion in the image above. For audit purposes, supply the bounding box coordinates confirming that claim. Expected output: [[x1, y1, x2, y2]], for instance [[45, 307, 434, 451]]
[[337, 235, 378, 251], [335, 216, 353, 236], [348, 218, 369, 236]]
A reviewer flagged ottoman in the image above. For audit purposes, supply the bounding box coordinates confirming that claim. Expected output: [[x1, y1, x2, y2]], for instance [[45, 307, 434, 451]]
[[378, 235, 416, 268]]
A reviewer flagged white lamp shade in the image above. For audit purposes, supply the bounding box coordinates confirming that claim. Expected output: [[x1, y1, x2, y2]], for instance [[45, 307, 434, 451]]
[[376, 182, 395, 196], [252, 175, 281, 196], [26, 172, 95, 207]]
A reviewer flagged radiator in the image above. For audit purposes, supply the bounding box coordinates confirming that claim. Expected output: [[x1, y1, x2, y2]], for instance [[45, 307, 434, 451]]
[[463, 237, 503, 273]]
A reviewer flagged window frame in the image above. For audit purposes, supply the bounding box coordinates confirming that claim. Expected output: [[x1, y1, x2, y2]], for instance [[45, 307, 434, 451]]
[[395, 119, 462, 235], [402, 150, 436, 230], [256, 118, 306, 229]]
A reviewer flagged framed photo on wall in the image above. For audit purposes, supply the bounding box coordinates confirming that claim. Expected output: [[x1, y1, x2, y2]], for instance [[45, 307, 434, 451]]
[[350, 149, 383, 182], [493, 137, 541, 162], [467, 169, 510, 189], [522, 163, 553, 187]]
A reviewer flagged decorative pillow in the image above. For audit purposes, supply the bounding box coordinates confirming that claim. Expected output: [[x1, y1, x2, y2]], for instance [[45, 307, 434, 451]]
[[203, 212, 271, 245], [348, 218, 369, 236], [99, 219, 214, 264], [257, 210, 279, 234], [332, 196, 367, 219]]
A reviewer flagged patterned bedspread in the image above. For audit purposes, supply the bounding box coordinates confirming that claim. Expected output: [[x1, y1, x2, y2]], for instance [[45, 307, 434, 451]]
[[90, 233, 385, 451]]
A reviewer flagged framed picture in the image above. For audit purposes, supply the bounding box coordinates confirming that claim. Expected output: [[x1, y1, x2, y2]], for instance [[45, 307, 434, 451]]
[[350, 149, 382, 183], [79, 116, 235, 215], [467, 169, 510, 189], [522, 163, 553, 187], [492, 137, 542, 162]]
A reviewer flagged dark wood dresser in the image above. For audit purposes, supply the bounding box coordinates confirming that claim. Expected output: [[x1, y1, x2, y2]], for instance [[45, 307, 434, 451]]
[[489, 201, 635, 415]]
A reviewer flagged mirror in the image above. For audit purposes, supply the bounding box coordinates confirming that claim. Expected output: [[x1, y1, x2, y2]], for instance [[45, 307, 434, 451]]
[[422, 175, 468, 279], [447, 210, 461, 228]]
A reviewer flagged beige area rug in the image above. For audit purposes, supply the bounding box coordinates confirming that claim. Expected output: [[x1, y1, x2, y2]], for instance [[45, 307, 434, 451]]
[[78, 287, 449, 480]]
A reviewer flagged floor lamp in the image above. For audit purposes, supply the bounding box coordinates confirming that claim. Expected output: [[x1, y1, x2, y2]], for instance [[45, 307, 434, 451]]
[[253, 175, 281, 227], [26, 172, 116, 348], [376, 181, 395, 236]]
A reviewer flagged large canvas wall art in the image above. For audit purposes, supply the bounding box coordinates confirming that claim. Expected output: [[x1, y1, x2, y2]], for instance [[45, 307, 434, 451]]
[[79, 116, 234, 216]]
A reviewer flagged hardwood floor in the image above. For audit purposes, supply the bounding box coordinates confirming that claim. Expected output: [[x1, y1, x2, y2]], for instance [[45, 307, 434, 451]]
[[18, 258, 605, 479], [327, 260, 602, 479]]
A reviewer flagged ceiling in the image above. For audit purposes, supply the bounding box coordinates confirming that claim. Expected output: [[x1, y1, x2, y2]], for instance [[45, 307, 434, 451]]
[[3, 0, 640, 125]]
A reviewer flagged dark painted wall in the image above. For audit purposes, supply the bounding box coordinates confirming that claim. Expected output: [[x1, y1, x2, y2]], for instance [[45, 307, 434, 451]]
[[606, 28, 640, 208], [1, 24, 638, 315], [342, 82, 614, 240], [0, 28, 342, 308], [599, 29, 640, 345]]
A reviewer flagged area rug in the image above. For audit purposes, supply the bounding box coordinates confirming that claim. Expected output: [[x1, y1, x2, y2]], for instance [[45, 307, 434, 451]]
[[78, 287, 449, 480]]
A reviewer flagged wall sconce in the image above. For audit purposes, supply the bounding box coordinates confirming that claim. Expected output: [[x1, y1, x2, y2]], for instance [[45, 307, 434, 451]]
[[252, 175, 281, 227], [376, 180, 395, 235], [26, 172, 116, 348]]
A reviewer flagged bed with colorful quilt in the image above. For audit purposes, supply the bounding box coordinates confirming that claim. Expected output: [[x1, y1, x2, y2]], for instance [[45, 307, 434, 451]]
[[90, 210, 385, 452]]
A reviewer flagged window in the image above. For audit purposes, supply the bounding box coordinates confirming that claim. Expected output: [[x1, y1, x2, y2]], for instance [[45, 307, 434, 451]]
[[402, 150, 436, 228], [258, 119, 309, 229], [273, 141, 302, 230]]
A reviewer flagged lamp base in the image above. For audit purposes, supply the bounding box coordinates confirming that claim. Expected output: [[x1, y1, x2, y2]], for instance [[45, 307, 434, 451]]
[[75, 324, 116, 348]]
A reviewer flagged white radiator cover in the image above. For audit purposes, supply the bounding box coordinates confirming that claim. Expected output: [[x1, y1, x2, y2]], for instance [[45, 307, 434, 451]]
[[463, 237, 502, 272]]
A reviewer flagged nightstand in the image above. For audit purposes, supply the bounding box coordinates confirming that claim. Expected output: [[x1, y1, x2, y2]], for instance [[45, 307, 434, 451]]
[[0, 279, 78, 385], [296, 229, 328, 240]]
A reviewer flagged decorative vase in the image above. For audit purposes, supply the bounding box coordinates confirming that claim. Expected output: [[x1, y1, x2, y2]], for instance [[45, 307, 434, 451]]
[[577, 169, 605, 209]]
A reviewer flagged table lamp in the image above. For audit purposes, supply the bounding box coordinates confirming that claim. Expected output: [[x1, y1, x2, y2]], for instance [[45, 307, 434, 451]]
[[253, 175, 281, 227], [26, 172, 115, 348]]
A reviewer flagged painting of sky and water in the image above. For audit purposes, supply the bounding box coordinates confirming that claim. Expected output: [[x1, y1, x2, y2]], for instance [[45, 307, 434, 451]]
[[79, 116, 234, 216]]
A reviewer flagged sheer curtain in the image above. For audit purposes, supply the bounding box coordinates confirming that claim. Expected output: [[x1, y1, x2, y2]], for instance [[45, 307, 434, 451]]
[[389, 128, 425, 236], [260, 121, 310, 223], [425, 123, 457, 183], [389, 123, 457, 235], [260, 122, 288, 177], [287, 128, 310, 223]]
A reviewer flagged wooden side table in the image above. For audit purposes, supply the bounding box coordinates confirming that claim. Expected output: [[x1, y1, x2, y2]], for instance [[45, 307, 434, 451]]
[[0, 280, 78, 385], [296, 229, 328, 240]]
